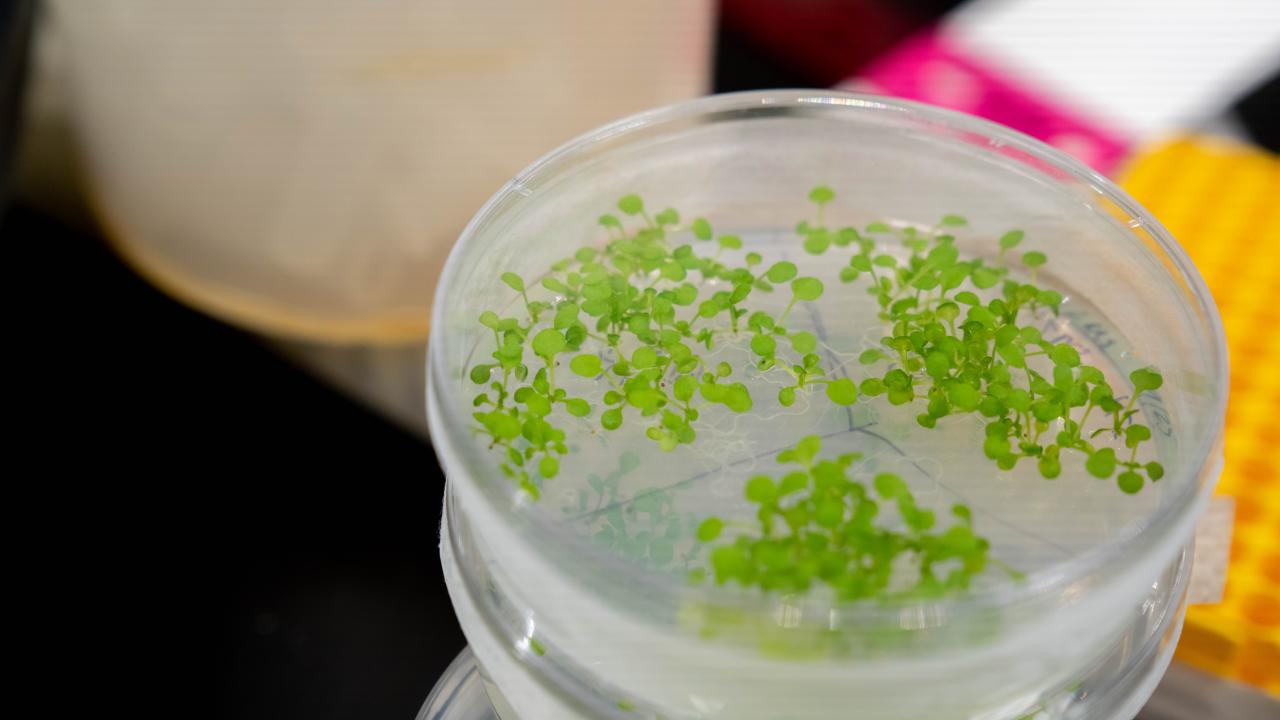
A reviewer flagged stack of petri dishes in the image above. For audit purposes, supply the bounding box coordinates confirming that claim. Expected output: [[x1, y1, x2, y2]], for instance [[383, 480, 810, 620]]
[[425, 91, 1227, 720]]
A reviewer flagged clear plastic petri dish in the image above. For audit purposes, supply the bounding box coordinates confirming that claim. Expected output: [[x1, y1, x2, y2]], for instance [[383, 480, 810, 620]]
[[426, 91, 1227, 719], [417, 649, 500, 720]]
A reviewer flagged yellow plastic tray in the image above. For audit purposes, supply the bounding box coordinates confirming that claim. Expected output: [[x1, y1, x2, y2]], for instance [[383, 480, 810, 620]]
[[1120, 136, 1280, 695]]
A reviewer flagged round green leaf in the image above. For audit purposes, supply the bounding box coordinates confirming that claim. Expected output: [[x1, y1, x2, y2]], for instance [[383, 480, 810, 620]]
[[826, 378, 858, 406], [632, 346, 658, 368], [790, 331, 817, 354], [766, 261, 797, 283], [808, 185, 835, 204], [1117, 471, 1143, 494], [803, 231, 831, 255], [1048, 344, 1080, 368], [469, 364, 492, 384], [936, 302, 960, 323], [1129, 367, 1163, 392], [674, 375, 696, 403], [500, 272, 525, 292], [531, 329, 566, 358], [480, 411, 520, 440], [948, 382, 980, 411], [1125, 424, 1152, 447], [858, 349, 885, 365], [873, 473, 908, 499], [617, 194, 644, 215], [745, 476, 777, 504], [778, 386, 796, 407], [791, 277, 824, 301], [539, 456, 560, 479], [723, 383, 753, 412], [569, 354, 602, 377], [971, 267, 1001, 289], [751, 333, 776, 357], [1086, 448, 1116, 479], [696, 517, 724, 542], [1038, 455, 1062, 479]]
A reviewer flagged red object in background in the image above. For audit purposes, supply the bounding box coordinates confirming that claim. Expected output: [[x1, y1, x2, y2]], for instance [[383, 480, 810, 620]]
[[858, 30, 1131, 173], [720, 0, 929, 86], [721, 0, 1133, 173]]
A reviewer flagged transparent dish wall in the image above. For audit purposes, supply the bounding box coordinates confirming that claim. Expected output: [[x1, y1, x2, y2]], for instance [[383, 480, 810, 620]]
[[436, 538, 1192, 719], [426, 91, 1227, 720]]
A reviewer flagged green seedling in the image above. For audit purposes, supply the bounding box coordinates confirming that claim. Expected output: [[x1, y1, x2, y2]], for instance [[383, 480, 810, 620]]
[[470, 187, 1165, 508]]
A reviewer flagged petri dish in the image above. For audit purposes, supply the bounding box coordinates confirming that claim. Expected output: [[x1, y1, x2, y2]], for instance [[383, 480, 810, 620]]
[[418, 648, 500, 720], [426, 91, 1227, 719]]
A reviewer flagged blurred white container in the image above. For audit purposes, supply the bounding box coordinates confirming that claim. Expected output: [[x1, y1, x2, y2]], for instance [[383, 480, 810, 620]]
[[49, 0, 711, 343]]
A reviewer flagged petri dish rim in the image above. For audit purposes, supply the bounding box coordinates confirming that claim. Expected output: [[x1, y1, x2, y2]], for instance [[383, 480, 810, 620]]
[[426, 89, 1228, 624]]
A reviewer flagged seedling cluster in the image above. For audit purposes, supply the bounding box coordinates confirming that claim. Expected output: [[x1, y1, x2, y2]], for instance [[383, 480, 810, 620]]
[[468, 191, 845, 498], [467, 186, 1165, 596], [820, 196, 1166, 493], [691, 435, 989, 600]]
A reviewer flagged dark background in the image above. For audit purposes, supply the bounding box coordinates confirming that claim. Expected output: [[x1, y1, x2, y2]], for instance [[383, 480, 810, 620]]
[[10, 2, 1277, 719]]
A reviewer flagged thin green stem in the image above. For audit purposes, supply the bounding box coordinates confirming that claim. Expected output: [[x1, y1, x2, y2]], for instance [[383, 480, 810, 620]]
[[1079, 401, 1095, 429], [778, 296, 799, 324], [1121, 391, 1142, 420]]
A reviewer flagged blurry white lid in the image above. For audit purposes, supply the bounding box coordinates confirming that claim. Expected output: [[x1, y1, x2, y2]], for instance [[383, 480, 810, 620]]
[[946, 0, 1280, 136]]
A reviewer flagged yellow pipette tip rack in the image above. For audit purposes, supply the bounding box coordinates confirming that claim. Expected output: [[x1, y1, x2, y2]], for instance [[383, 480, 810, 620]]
[[1120, 135, 1280, 695]]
